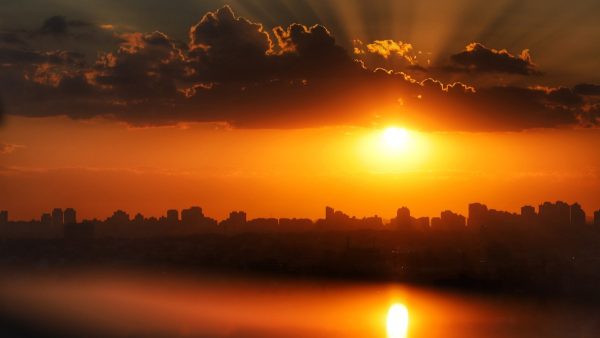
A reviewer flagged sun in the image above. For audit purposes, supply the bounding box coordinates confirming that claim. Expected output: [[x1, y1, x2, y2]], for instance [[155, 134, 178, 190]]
[[387, 303, 409, 338], [381, 127, 411, 153], [356, 126, 428, 172]]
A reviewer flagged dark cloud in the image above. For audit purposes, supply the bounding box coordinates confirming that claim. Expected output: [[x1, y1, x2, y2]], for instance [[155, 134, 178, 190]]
[[187, 5, 274, 82], [0, 32, 27, 46], [92, 31, 185, 100], [574, 83, 600, 96], [39, 15, 91, 36], [448, 42, 540, 75], [0, 6, 598, 131]]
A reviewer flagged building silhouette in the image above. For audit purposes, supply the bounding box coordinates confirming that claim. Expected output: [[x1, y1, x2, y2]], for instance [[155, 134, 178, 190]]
[[325, 206, 335, 221], [52, 208, 63, 226], [468, 203, 488, 228], [570, 203, 586, 226], [181, 207, 203, 225], [0, 210, 7, 225], [539, 201, 573, 226], [393, 207, 412, 230], [440, 210, 466, 230], [229, 211, 247, 224], [221, 210, 247, 233], [414, 216, 430, 230], [520, 205, 537, 225], [64, 208, 77, 225], [41, 213, 52, 225], [166, 209, 179, 225], [1, 201, 598, 239], [107, 210, 130, 224]]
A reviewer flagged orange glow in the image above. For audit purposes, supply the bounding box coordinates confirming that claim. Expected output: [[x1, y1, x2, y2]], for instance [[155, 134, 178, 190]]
[[1, 115, 600, 221], [358, 126, 429, 173]]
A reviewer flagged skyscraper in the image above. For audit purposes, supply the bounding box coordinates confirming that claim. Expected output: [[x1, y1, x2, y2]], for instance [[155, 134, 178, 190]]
[[41, 213, 52, 225], [570, 203, 586, 226], [181, 207, 203, 225], [440, 210, 466, 230], [468, 203, 488, 228], [166, 209, 179, 225], [539, 201, 571, 226], [520, 205, 537, 226], [64, 208, 77, 225], [594, 210, 600, 227], [325, 206, 334, 221], [0, 210, 7, 225], [229, 211, 247, 225], [394, 207, 411, 229], [52, 208, 63, 226], [556, 201, 571, 225]]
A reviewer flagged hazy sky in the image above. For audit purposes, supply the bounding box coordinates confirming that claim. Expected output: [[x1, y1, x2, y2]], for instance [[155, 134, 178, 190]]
[[1, 1, 599, 220]]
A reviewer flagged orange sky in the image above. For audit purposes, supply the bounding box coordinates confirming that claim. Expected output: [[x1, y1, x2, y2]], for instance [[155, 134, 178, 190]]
[[2, 115, 599, 221]]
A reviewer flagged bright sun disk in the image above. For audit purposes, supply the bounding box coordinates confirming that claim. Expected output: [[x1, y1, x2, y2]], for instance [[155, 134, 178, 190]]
[[381, 127, 411, 152]]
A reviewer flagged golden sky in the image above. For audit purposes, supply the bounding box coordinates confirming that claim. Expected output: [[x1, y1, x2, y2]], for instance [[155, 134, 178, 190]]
[[1, 2, 599, 220], [2, 115, 599, 220]]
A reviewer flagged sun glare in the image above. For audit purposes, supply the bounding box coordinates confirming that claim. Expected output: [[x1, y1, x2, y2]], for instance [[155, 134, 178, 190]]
[[387, 303, 409, 338], [382, 127, 410, 152], [357, 126, 429, 172]]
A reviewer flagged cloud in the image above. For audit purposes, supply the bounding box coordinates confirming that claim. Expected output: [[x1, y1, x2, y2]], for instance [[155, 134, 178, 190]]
[[188, 5, 273, 82], [448, 42, 540, 75], [38, 15, 91, 37], [574, 83, 600, 96], [356, 39, 414, 62], [0, 6, 598, 131]]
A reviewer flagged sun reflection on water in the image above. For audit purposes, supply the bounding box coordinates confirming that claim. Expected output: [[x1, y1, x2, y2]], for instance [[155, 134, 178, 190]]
[[387, 303, 409, 338]]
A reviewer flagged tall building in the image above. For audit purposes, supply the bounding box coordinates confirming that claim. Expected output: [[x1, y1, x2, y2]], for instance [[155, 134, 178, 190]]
[[325, 206, 334, 221], [0, 210, 7, 225], [394, 207, 411, 229], [64, 208, 77, 225], [52, 208, 64, 226], [520, 205, 537, 226], [221, 210, 247, 233], [166, 209, 179, 225], [538, 202, 555, 225], [468, 203, 488, 228], [539, 201, 571, 226], [181, 207, 203, 225], [556, 201, 571, 225], [521, 205, 536, 217], [41, 213, 52, 225], [440, 210, 466, 230], [414, 217, 430, 230], [570, 203, 586, 226], [594, 210, 600, 227], [229, 211, 247, 224], [430, 217, 442, 230]]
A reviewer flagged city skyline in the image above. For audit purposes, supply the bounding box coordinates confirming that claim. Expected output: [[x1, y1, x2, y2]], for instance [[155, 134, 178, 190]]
[[3, 200, 599, 227]]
